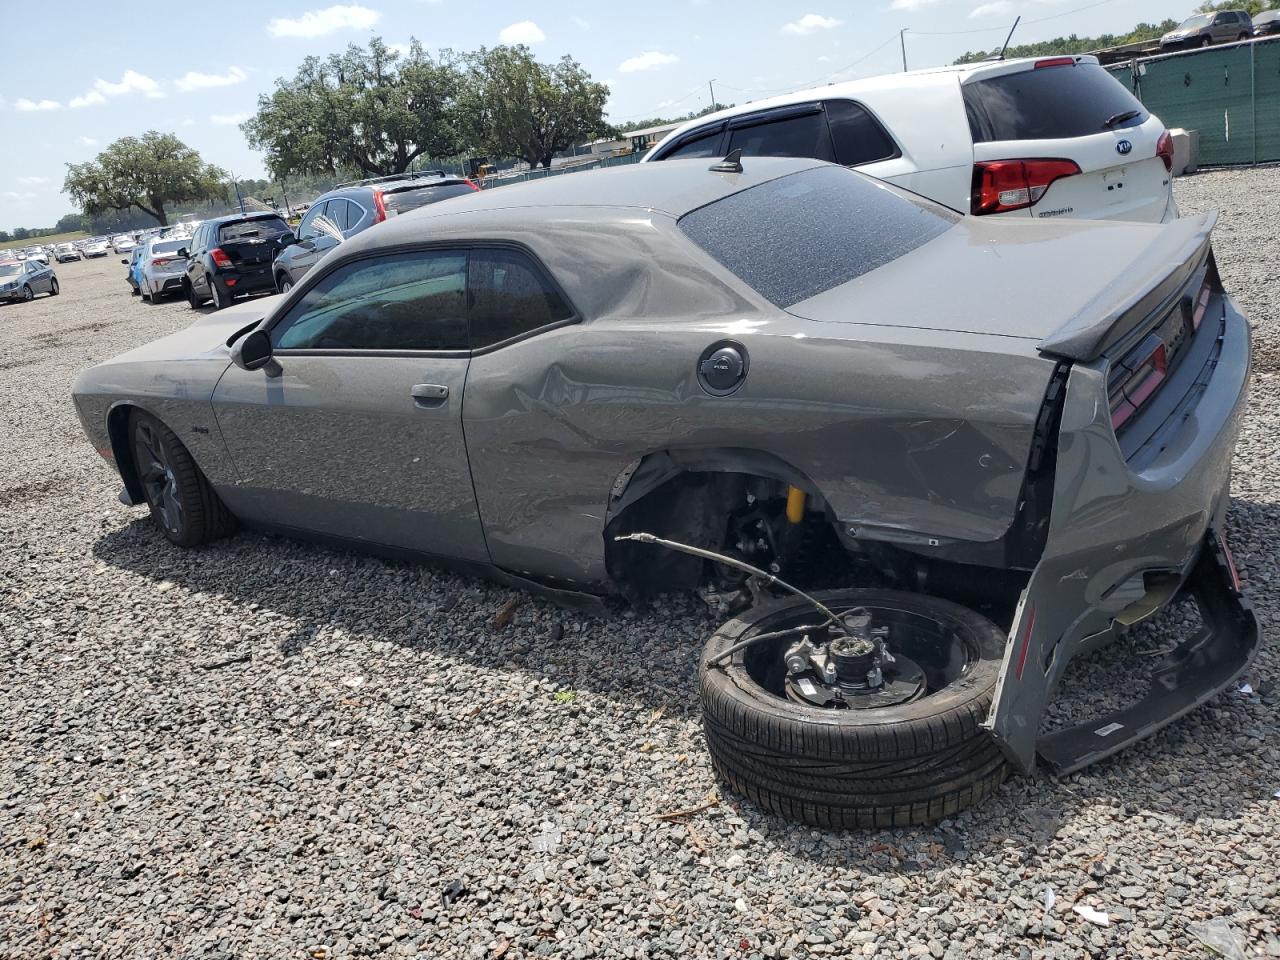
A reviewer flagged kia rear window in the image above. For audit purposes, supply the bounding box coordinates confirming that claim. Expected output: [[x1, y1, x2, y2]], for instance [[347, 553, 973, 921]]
[[963, 63, 1149, 142], [678, 166, 957, 308], [217, 217, 291, 243], [385, 182, 476, 214]]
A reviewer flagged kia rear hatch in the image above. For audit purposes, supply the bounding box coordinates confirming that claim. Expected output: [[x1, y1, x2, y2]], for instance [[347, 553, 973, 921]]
[[962, 58, 1174, 223]]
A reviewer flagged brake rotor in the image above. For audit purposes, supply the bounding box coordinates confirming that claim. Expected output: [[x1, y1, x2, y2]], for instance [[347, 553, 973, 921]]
[[784, 649, 927, 709]]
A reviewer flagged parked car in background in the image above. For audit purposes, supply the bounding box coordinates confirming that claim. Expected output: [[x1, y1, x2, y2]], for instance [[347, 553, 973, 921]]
[[111, 234, 137, 254], [22, 246, 50, 264], [1160, 10, 1253, 48], [180, 212, 294, 309], [272, 171, 480, 291], [0, 258, 58, 301], [137, 238, 190, 302], [645, 57, 1175, 224], [54, 243, 82, 263], [124, 247, 146, 295], [1254, 9, 1280, 35], [83, 238, 110, 258]]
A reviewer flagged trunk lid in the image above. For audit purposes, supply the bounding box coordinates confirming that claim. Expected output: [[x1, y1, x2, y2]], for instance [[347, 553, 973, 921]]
[[784, 212, 1216, 361], [216, 216, 292, 266]]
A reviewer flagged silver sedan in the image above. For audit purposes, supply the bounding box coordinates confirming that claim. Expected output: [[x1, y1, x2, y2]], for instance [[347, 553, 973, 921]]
[[137, 238, 190, 302], [0, 258, 59, 301]]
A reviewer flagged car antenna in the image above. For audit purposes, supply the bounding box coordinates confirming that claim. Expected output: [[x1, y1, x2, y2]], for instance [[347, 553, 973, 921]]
[[709, 148, 744, 174], [997, 16, 1021, 59]]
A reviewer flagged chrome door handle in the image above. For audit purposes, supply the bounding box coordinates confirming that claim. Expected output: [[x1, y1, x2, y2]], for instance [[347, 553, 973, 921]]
[[411, 383, 449, 403]]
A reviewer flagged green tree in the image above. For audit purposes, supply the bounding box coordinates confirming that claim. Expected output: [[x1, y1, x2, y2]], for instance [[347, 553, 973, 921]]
[[244, 38, 465, 179], [54, 212, 86, 233], [462, 46, 611, 169], [1198, 0, 1271, 15], [63, 132, 226, 226], [954, 19, 1180, 62]]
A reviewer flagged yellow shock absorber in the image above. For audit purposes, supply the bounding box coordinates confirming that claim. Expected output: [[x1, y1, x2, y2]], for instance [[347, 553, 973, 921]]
[[785, 486, 806, 525]]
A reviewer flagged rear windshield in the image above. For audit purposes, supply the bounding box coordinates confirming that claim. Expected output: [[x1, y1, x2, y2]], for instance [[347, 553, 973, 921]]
[[218, 217, 290, 243], [384, 182, 476, 214], [151, 240, 185, 255], [678, 166, 957, 308], [963, 63, 1148, 142]]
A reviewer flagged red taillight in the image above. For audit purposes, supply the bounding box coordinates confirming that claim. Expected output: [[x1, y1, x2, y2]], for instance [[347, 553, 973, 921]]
[[209, 247, 232, 269], [1109, 340, 1168, 431], [1156, 130, 1174, 172], [150, 258, 171, 267], [1034, 56, 1076, 69], [373, 189, 387, 223], [1191, 280, 1211, 330], [971, 159, 1081, 215]]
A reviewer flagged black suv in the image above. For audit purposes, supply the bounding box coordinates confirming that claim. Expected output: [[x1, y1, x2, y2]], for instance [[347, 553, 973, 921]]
[[181, 213, 295, 310], [272, 171, 478, 291]]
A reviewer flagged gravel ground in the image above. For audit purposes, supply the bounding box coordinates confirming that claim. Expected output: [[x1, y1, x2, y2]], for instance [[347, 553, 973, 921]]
[[1, 174, 1277, 960]]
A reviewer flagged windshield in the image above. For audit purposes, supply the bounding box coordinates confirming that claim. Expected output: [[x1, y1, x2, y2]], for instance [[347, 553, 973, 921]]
[[218, 217, 290, 243], [1179, 14, 1212, 28], [0, 264, 22, 278]]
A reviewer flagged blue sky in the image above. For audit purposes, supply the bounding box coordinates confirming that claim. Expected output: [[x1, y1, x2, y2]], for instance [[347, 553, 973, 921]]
[[2, 0, 1194, 229]]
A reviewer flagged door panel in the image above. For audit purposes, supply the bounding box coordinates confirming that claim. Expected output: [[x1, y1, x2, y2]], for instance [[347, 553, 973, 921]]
[[211, 355, 487, 562]]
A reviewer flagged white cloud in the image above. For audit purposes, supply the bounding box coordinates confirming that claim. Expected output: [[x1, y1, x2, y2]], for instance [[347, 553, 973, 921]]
[[210, 113, 249, 125], [268, 4, 381, 38], [970, 0, 1014, 15], [69, 90, 107, 109], [95, 70, 161, 97], [176, 66, 248, 93], [78, 136, 97, 145], [571, 16, 590, 29], [16, 176, 49, 186], [498, 20, 545, 44], [3, 191, 37, 202], [618, 51, 679, 73], [387, 42, 412, 57], [782, 14, 843, 35], [15, 98, 62, 112], [891, 0, 943, 9]]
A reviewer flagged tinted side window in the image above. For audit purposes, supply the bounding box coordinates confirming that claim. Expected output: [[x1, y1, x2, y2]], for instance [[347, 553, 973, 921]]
[[328, 199, 353, 231], [661, 128, 724, 160], [346, 199, 370, 230], [468, 248, 573, 349], [726, 110, 834, 162], [825, 100, 898, 166], [679, 166, 957, 308], [272, 251, 469, 351]]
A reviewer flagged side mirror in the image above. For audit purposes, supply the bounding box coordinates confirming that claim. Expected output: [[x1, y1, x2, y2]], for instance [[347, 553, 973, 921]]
[[231, 329, 275, 373], [176, 248, 189, 259], [281, 232, 297, 246]]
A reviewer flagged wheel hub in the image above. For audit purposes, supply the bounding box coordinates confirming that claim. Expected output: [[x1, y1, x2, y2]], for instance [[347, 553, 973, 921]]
[[782, 608, 926, 709]]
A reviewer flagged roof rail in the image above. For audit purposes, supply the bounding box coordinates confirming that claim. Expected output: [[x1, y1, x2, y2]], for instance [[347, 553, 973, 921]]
[[335, 169, 449, 189]]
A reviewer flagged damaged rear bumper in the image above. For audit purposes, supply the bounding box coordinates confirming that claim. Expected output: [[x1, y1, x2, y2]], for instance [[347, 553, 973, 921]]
[[985, 293, 1258, 773]]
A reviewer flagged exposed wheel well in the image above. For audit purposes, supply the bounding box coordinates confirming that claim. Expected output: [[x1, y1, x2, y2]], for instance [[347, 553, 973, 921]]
[[106, 404, 145, 505]]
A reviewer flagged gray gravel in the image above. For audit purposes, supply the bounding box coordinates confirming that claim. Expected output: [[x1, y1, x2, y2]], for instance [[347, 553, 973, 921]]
[[1, 173, 1278, 960]]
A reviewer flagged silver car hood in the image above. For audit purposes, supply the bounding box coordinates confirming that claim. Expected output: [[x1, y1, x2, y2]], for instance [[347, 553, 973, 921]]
[[102, 297, 275, 366], [786, 213, 1214, 360]]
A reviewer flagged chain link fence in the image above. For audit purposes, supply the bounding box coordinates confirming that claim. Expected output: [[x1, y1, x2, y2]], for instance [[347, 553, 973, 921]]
[[1108, 36, 1280, 166], [476, 150, 643, 190]]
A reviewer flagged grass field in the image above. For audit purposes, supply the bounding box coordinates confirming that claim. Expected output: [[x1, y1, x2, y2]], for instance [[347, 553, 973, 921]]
[[0, 231, 88, 252]]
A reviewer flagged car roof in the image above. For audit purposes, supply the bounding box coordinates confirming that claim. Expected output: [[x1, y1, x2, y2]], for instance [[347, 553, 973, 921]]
[[647, 56, 1103, 152]]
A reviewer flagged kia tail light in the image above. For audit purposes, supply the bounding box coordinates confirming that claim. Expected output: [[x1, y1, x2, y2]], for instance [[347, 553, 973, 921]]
[[1156, 130, 1174, 172], [971, 159, 1081, 215]]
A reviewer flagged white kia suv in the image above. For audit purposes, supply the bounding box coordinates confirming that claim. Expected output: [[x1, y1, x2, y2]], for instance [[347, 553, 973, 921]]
[[642, 56, 1176, 223]]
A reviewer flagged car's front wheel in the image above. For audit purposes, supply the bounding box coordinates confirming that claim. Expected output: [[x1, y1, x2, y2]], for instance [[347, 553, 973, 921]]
[[20, 284, 33, 302], [49, 278, 59, 296], [277, 274, 293, 294], [699, 589, 1010, 828], [1201, 36, 1212, 46], [129, 410, 236, 547]]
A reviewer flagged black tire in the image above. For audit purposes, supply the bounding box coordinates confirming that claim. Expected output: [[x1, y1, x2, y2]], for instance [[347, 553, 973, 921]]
[[186, 279, 201, 309], [209, 275, 232, 310], [21, 284, 33, 302], [699, 589, 1010, 828], [129, 410, 236, 547], [49, 278, 59, 296], [1201, 36, 1212, 47], [277, 274, 293, 294]]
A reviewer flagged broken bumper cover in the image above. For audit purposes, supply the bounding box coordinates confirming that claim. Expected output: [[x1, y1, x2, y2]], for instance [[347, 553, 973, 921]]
[[986, 294, 1258, 773]]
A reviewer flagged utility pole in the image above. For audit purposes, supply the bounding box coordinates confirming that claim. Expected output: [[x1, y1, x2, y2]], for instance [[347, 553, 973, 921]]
[[709, 78, 717, 111], [900, 29, 908, 72]]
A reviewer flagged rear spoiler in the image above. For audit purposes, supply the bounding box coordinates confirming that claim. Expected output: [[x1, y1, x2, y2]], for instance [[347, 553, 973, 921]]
[[1037, 211, 1217, 361]]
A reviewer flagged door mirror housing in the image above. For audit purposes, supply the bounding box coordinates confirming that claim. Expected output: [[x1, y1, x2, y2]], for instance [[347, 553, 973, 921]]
[[231, 328, 276, 373], [176, 247, 189, 259]]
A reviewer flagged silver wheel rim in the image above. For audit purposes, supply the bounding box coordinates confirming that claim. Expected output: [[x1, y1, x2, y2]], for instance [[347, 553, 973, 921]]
[[133, 421, 183, 534], [22, 286, 32, 301]]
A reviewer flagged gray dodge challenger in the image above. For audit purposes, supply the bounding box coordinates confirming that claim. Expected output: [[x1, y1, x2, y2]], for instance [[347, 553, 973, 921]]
[[73, 157, 1259, 827]]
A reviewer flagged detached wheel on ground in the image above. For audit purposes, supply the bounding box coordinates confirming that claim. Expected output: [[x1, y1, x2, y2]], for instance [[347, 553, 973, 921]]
[[129, 409, 236, 547], [699, 588, 1010, 828]]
